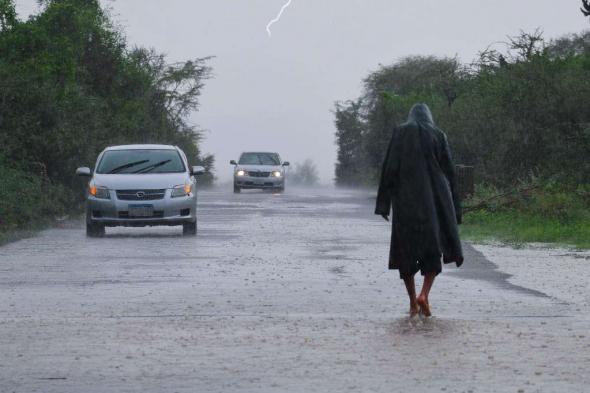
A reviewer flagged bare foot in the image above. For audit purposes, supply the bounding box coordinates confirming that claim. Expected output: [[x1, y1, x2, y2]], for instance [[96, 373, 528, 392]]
[[409, 303, 420, 317], [416, 295, 432, 317]]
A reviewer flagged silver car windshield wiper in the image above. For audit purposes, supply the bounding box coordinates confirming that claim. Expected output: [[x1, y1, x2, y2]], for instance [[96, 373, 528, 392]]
[[134, 160, 172, 174], [108, 160, 150, 174]]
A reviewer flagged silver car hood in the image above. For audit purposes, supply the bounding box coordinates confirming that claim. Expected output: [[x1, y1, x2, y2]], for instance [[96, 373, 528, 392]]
[[93, 173, 189, 190], [237, 165, 283, 172]]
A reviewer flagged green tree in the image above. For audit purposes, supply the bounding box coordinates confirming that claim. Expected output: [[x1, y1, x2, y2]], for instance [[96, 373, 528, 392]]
[[333, 31, 590, 188], [0, 0, 16, 31], [0, 0, 215, 233], [334, 100, 365, 186]]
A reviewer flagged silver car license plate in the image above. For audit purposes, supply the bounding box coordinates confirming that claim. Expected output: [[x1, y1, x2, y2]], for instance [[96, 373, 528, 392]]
[[128, 204, 154, 217]]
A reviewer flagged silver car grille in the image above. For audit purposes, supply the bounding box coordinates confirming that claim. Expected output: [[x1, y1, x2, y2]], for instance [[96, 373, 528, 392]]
[[248, 172, 271, 178], [116, 189, 166, 201]]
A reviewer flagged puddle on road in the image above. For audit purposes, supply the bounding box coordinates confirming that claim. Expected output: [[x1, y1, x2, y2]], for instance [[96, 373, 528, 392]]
[[389, 316, 456, 338]]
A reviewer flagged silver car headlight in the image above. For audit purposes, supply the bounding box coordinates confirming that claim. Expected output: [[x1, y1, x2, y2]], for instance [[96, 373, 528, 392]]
[[272, 171, 282, 178], [236, 170, 247, 177], [89, 184, 110, 199], [171, 183, 192, 198]]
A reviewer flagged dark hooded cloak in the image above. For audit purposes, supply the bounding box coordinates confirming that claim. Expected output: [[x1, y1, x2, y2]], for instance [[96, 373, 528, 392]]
[[375, 103, 464, 274]]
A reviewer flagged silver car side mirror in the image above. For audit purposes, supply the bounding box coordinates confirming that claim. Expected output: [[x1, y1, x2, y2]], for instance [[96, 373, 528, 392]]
[[192, 166, 206, 175], [76, 167, 92, 177]]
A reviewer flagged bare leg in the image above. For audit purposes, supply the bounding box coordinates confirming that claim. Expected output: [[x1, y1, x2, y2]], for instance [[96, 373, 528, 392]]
[[417, 273, 436, 317], [403, 275, 419, 316]]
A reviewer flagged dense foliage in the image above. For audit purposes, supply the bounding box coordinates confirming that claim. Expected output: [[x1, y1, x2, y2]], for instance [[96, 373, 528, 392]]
[[0, 154, 68, 231], [334, 31, 590, 188], [0, 0, 214, 233], [461, 181, 590, 249]]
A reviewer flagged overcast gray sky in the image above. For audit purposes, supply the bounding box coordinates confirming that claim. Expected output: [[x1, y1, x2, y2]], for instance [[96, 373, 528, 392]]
[[15, 1, 589, 182]]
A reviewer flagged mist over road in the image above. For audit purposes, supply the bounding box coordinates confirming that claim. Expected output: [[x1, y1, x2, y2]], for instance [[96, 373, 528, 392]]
[[1, 187, 588, 392]]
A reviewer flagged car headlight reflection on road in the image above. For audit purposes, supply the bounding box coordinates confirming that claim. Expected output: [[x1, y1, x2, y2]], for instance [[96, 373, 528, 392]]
[[272, 171, 282, 178], [237, 170, 246, 177], [172, 183, 192, 198], [89, 184, 110, 199]]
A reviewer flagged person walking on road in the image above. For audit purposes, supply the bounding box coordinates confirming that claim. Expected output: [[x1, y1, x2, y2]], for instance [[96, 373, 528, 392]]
[[375, 103, 464, 317]]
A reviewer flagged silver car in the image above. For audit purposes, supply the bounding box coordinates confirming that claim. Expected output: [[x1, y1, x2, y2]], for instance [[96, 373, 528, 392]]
[[230, 152, 290, 193], [76, 145, 205, 237]]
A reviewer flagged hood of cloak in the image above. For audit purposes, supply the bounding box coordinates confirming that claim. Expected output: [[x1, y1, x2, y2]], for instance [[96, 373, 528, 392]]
[[407, 103, 435, 126]]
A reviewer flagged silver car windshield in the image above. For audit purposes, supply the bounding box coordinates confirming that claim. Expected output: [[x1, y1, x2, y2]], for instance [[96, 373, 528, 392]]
[[239, 153, 280, 166], [96, 150, 186, 174]]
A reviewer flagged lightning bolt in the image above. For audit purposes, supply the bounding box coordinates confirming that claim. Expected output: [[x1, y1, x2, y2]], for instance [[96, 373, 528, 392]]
[[266, 0, 293, 37]]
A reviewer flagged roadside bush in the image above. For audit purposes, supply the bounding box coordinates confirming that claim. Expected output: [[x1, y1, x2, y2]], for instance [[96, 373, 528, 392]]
[[466, 180, 590, 219], [0, 156, 70, 232], [334, 31, 590, 187], [461, 181, 590, 248], [528, 183, 588, 223]]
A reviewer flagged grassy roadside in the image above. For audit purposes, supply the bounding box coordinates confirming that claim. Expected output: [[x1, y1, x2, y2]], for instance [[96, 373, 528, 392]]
[[460, 183, 590, 250], [461, 210, 590, 249]]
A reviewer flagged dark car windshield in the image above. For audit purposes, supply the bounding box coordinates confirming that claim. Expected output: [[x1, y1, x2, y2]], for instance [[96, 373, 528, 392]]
[[96, 149, 186, 174], [239, 153, 280, 166]]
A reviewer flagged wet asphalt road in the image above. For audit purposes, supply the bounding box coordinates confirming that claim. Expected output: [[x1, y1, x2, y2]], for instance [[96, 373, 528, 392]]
[[1, 187, 589, 393]]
